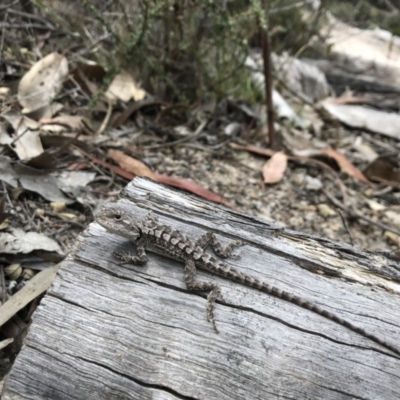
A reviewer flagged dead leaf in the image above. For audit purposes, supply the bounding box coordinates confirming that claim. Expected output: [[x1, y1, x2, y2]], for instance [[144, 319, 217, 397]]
[[24, 102, 64, 121], [57, 170, 96, 188], [4, 264, 22, 280], [0, 156, 18, 187], [155, 174, 237, 210], [384, 231, 400, 246], [105, 70, 146, 102], [50, 202, 66, 213], [40, 115, 87, 133], [230, 143, 348, 203], [112, 99, 165, 128], [74, 147, 135, 181], [70, 63, 105, 96], [364, 158, 400, 185], [65, 162, 88, 171], [108, 150, 156, 179], [131, 84, 147, 101], [14, 164, 74, 204], [78, 148, 237, 209], [0, 220, 9, 230], [40, 134, 92, 154], [1, 113, 43, 160], [262, 151, 288, 184], [26, 151, 58, 170], [0, 87, 10, 100], [0, 228, 62, 254], [18, 52, 68, 113], [322, 99, 400, 141], [321, 148, 369, 183]]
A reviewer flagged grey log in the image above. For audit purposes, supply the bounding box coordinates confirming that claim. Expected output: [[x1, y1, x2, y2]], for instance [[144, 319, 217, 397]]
[[3, 177, 400, 400]]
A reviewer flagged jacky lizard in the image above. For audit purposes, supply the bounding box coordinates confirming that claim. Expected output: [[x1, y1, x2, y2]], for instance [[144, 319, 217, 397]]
[[96, 205, 400, 357]]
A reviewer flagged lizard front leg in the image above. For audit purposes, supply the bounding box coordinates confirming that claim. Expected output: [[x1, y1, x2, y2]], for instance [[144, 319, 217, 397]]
[[184, 258, 222, 333], [195, 232, 243, 259], [114, 242, 148, 265]]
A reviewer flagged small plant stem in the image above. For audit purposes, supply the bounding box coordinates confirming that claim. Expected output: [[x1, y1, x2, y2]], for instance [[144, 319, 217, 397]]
[[260, 26, 275, 149]]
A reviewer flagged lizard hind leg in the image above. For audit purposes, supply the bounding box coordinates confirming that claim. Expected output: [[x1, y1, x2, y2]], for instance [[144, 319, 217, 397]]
[[195, 232, 244, 260], [184, 258, 222, 333]]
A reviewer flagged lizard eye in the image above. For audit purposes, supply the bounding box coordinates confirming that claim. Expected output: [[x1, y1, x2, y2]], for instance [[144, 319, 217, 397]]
[[114, 214, 122, 220]]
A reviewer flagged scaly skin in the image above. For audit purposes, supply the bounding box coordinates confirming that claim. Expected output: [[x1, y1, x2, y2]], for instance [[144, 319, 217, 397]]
[[96, 205, 400, 357]]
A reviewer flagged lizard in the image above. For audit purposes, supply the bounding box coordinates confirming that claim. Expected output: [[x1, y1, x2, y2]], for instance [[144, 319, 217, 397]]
[[96, 205, 400, 357]]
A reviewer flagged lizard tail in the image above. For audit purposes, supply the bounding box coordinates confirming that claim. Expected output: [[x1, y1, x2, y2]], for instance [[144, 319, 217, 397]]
[[263, 283, 400, 357], [209, 261, 399, 356]]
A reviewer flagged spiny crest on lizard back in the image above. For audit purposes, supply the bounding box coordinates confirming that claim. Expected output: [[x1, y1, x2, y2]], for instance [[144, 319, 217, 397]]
[[97, 207, 141, 240]]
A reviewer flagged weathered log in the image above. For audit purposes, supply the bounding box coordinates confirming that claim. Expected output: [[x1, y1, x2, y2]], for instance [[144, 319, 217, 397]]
[[3, 177, 400, 399]]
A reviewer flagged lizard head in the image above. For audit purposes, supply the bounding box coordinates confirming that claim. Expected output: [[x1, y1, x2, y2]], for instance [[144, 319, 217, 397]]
[[96, 206, 142, 241]]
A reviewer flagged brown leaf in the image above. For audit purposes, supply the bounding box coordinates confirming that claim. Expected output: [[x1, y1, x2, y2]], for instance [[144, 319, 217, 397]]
[[262, 151, 288, 184], [230, 143, 348, 202], [321, 148, 368, 183], [70, 64, 105, 96], [79, 148, 237, 209], [155, 174, 237, 210], [364, 158, 400, 185], [75, 147, 134, 181], [26, 151, 57, 170], [112, 99, 165, 128], [108, 150, 156, 179]]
